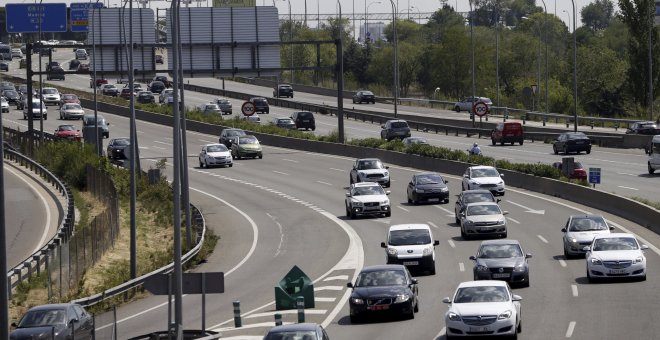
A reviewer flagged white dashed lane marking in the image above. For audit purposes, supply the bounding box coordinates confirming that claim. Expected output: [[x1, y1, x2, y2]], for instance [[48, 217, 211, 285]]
[[571, 284, 578, 297], [272, 171, 289, 176], [397, 206, 410, 212], [537, 235, 549, 244], [617, 185, 638, 191], [559, 259, 567, 267], [447, 239, 456, 248], [316, 181, 332, 186], [459, 262, 465, 272], [566, 321, 576, 338]]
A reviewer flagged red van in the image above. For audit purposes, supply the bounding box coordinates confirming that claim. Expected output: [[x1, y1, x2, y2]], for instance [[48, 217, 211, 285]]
[[491, 122, 524, 145]]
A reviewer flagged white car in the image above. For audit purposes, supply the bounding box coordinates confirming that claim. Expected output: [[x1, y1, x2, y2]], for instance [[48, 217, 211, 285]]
[[459, 202, 507, 239], [40, 87, 61, 106], [381, 224, 439, 275], [585, 233, 648, 282], [462, 166, 505, 196], [1, 97, 8, 113], [561, 214, 613, 258], [345, 182, 391, 219], [241, 115, 261, 124], [198, 143, 232, 168], [453, 96, 493, 112], [23, 99, 47, 120], [198, 103, 221, 115], [349, 158, 390, 187], [443, 280, 522, 339], [159, 88, 174, 103], [648, 135, 660, 174]]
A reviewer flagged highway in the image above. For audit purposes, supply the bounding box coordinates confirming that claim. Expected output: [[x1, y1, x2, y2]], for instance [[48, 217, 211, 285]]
[[2, 48, 660, 339]]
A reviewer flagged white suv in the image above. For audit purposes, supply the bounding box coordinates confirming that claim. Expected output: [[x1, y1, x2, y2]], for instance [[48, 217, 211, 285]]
[[345, 182, 391, 219], [462, 165, 505, 196], [381, 224, 439, 275], [40, 87, 61, 106]]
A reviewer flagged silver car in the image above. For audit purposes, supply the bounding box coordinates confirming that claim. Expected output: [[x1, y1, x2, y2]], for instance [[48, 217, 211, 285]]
[[562, 215, 613, 258], [198, 103, 221, 115], [215, 98, 232, 114], [459, 202, 507, 239], [59, 103, 85, 120], [453, 96, 493, 112]]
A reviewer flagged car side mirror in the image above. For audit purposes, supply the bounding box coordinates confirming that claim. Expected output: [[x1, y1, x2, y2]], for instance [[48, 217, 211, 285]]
[[381, 125, 385, 129], [500, 174, 504, 177], [345, 192, 351, 197], [11, 322, 17, 328], [347, 282, 354, 288], [408, 181, 413, 186], [582, 246, 591, 252], [496, 199, 501, 203], [442, 297, 451, 304], [385, 191, 391, 195], [503, 211, 509, 215], [444, 180, 448, 184], [469, 255, 476, 261], [609, 226, 615, 230], [525, 253, 532, 259], [433, 240, 440, 246], [641, 245, 649, 250], [385, 166, 389, 169], [380, 242, 387, 248], [561, 228, 567, 232], [512, 295, 523, 302], [410, 278, 418, 285], [463, 174, 469, 178]]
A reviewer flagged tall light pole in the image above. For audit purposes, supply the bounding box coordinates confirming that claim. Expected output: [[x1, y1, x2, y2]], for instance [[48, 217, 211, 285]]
[[281, 0, 292, 83], [540, 0, 549, 116], [648, 0, 654, 122], [366, 1, 381, 42], [387, 0, 399, 118], [562, 9, 570, 30], [571, 0, 577, 131], [469, 0, 475, 127], [337, 0, 344, 142], [495, 0, 500, 109], [410, 5, 421, 24]]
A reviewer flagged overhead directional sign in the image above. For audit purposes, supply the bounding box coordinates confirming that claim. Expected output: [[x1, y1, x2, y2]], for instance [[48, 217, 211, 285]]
[[5, 3, 68, 33], [71, 2, 104, 32]]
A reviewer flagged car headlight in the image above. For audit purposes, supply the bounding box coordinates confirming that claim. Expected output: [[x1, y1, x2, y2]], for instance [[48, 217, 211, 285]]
[[422, 246, 433, 255], [475, 264, 489, 272], [569, 238, 578, 244], [381, 200, 390, 205], [498, 181, 504, 185], [416, 188, 425, 193], [498, 310, 512, 320], [383, 171, 389, 177], [394, 294, 410, 303], [441, 187, 449, 192], [352, 201, 363, 207], [350, 297, 364, 305], [447, 312, 462, 321], [497, 219, 505, 225], [635, 256, 644, 263], [387, 248, 397, 256], [590, 258, 602, 265], [463, 220, 474, 226], [513, 264, 526, 272]]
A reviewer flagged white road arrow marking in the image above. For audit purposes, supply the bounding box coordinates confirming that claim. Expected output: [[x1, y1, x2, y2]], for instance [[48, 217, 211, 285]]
[[506, 200, 545, 214]]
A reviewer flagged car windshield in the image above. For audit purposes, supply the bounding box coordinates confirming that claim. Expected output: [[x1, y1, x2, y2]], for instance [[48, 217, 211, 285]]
[[206, 145, 228, 152], [355, 269, 406, 287], [239, 137, 258, 145], [18, 309, 67, 327], [225, 130, 245, 137], [478, 244, 522, 258], [64, 104, 82, 110], [467, 204, 501, 216], [454, 286, 509, 303], [113, 139, 130, 146], [463, 192, 495, 204], [390, 121, 408, 128], [352, 185, 385, 196], [252, 98, 267, 104], [471, 168, 500, 178], [62, 95, 76, 100], [568, 217, 608, 232], [278, 119, 294, 124], [357, 160, 384, 170], [592, 237, 639, 251], [42, 89, 57, 94], [264, 330, 316, 340], [415, 174, 443, 185], [58, 125, 75, 131], [362, 91, 374, 95], [639, 123, 657, 129], [389, 229, 431, 246]]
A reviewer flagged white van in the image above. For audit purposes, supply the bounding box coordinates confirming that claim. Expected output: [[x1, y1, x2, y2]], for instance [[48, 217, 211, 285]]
[[648, 135, 660, 174], [380, 224, 439, 275]]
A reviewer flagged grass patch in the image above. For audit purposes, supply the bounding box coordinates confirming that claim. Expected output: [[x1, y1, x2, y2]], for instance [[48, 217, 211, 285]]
[[630, 196, 660, 210]]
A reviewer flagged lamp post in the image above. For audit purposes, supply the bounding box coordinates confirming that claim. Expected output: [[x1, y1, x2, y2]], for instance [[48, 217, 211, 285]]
[[387, 0, 399, 118], [469, 0, 475, 127], [570, 0, 577, 132], [337, 0, 344, 143], [366, 1, 381, 42], [540, 0, 549, 115], [522, 14, 547, 114], [648, 0, 654, 122], [495, 0, 500, 109], [410, 5, 421, 24]]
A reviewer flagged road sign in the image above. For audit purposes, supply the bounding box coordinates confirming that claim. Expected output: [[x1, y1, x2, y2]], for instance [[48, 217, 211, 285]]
[[473, 101, 490, 117], [589, 167, 601, 184], [71, 2, 104, 32], [6, 3, 67, 33], [241, 101, 256, 116]]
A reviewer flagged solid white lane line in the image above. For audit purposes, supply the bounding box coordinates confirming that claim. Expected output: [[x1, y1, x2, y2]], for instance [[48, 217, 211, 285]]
[[559, 259, 567, 267], [315, 297, 336, 302], [435, 206, 454, 215], [566, 321, 576, 338], [272, 170, 289, 176], [617, 172, 637, 176], [459, 262, 465, 272], [617, 185, 638, 191], [448, 239, 456, 248], [152, 146, 166, 150], [329, 168, 344, 172], [314, 286, 343, 291], [282, 158, 299, 163], [154, 140, 172, 146], [397, 206, 410, 212], [323, 275, 349, 281], [316, 181, 332, 186], [537, 235, 549, 244], [246, 310, 327, 319], [427, 221, 440, 229], [571, 285, 578, 297], [508, 217, 521, 224]]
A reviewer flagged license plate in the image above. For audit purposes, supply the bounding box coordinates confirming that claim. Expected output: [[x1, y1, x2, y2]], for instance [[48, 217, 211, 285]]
[[479, 227, 492, 231], [428, 198, 440, 202], [576, 141, 584, 144], [609, 269, 627, 274], [303, 120, 309, 122], [469, 326, 490, 332], [368, 305, 389, 311], [492, 273, 510, 278], [403, 261, 419, 266]]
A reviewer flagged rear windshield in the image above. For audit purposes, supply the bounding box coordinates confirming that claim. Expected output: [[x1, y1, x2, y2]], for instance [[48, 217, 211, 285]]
[[391, 121, 409, 128], [389, 229, 431, 246], [296, 112, 313, 118]]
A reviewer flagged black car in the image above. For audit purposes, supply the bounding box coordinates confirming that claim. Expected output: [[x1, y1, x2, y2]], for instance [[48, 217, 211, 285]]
[[273, 84, 294, 98], [155, 54, 164, 64], [68, 59, 80, 70], [347, 264, 419, 322], [136, 91, 155, 104], [153, 75, 172, 88], [249, 96, 270, 114], [218, 128, 246, 147], [2, 89, 21, 104], [406, 172, 449, 205], [352, 90, 375, 104], [46, 66, 66, 80], [470, 239, 532, 287], [291, 111, 316, 131], [10, 303, 94, 340], [0, 61, 9, 72], [552, 132, 592, 155], [106, 137, 130, 159], [271, 117, 297, 129], [454, 190, 500, 224], [626, 121, 659, 135], [148, 81, 165, 94], [381, 119, 411, 141]]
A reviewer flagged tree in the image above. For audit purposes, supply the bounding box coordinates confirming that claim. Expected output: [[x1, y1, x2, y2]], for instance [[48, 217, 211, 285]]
[[581, 0, 615, 32], [343, 41, 373, 86], [576, 45, 627, 117]]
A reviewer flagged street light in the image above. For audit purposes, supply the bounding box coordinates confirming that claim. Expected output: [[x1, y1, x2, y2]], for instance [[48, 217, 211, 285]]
[[410, 5, 421, 25], [278, 0, 293, 83], [469, 0, 475, 127], [522, 14, 547, 115], [571, 0, 577, 132], [366, 1, 381, 42], [387, 0, 399, 118], [336, 0, 345, 143]]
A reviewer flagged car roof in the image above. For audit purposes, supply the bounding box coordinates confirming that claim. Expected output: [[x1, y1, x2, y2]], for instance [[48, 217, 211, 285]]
[[479, 239, 521, 246], [593, 233, 635, 239], [465, 202, 500, 207], [414, 172, 443, 178], [389, 224, 431, 232], [204, 143, 225, 147], [360, 264, 406, 272], [569, 214, 604, 220], [267, 323, 319, 332], [27, 303, 76, 312], [357, 158, 382, 162], [468, 165, 497, 170], [462, 189, 495, 195], [457, 280, 508, 288], [352, 182, 381, 188]]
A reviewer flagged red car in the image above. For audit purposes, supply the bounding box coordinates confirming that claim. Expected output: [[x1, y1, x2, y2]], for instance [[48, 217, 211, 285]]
[[54, 124, 81, 141], [120, 88, 134, 99], [90, 77, 108, 88], [552, 161, 587, 180], [59, 94, 80, 107]]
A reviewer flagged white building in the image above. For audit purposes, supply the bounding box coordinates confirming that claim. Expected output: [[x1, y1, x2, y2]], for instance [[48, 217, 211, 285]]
[[359, 22, 385, 42]]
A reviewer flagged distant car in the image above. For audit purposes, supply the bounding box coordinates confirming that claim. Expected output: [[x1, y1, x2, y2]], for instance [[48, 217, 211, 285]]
[[249, 96, 269, 114], [0, 61, 9, 72], [0, 82, 15, 93], [553, 132, 592, 154], [148, 81, 165, 94], [100, 84, 119, 97], [2, 89, 21, 104], [77, 63, 90, 73], [453, 96, 493, 112], [443, 280, 522, 339], [11, 48, 23, 59], [454, 190, 500, 224], [381, 119, 411, 141], [470, 239, 532, 287], [649, 135, 660, 174], [59, 103, 85, 120], [23, 99, 47, 120], [69, 59, 81, 70], [626, 121, 659, 135], [352, 90, 375, 104], [54, 124, 81, 141], [10, 303, 94, 340], [290, 111, 316, 131], [40, 87, 61, 105], [349, 158, 390, 187], [461, 165, 505, 196], [159, 88, 174, 103], [273, 84, 294, 98], [91, 77, 108, 88], [218, 128, 246, 147], [381, 224, 439, 274], [406, 172, 449, 205], [345, 182, 391, 219], [106, 137, 131, 159], [136, 91, 156, 104], [347, 264, 418, 322], [59, 93, 80, 107], [46, 65, 66, 80], [120, 88, 134, 99], [241, 115, 261, 124], [585, 233, 648, 282], [153, 75, 172, 88], [551, 161, 587, 180], [198, 143, 233, 168], [75, 48, 88, 60], [402, 136, 428, 146], [491, 122, 524, 146], [459, 202, 508, 239], [214, 98, 232, 114], [229, 135, 263, 159], [561, 214, 613, 258], [1, 97, 8, 113], [197, 103, 221, 115], [270, 117, 297, 129], [263, 323, 329, 340], [155, 54, 164, 64]]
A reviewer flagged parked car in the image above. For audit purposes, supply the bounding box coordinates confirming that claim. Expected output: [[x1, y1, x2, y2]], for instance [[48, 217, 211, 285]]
[[273, 84, 294, 98], [82, 113, 110, 138], [59, 103, 85, 120], [585, 233, 648, 282], [352, 90, 375, 104], [455, 190, 500, 224], [147, 80, 165, 94], [229, 135, 263, 159], [23, 99, 47, 120], [491, 122, 524, 145], [443, 280, 522, 339], [649, 135, 660, 174], [381, 119, 411, 141], [406, 172, 449, 205], [54, 124, 82, 141], [453, 96, 493, 112], [270, 117, 296, 129], [349, 158, 390, 187], [249, 96, 269, 114], [290, 111, 315, 130], [219, 128, 246, 147], [106, 137, 131, 159], [461, 166, 505, 196], [10, 303, 94, 340], [551, 161, 587, 180], [381, 224, 439, 274], [100, 84, 119, 97], [626, 121, 659, 135], [198, 143, 233, 168], [402, 136, 429, 146], [459, 202, 508, 239], [214, 98, 232, 114], [553, 132, 592, 154], [347, 264, 418, 322], [345, 182, 391, 219], [263, 323, 329, 340], [562, 214, 613, 258], [470, 239, 531, 287]]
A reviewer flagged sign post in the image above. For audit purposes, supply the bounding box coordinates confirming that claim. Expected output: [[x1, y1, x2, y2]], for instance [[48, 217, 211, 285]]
[[589, 167, 601, 188], [473, 101, 490, 128]]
